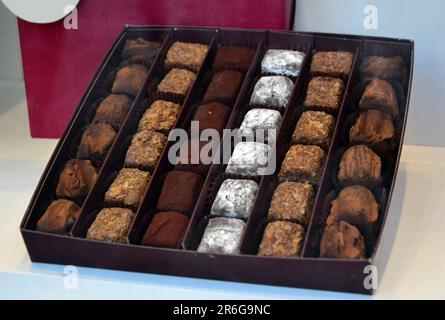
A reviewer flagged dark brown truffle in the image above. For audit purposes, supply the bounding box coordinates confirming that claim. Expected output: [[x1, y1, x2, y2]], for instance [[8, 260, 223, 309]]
[[92, 94, 133, 128], [202, 70, 243, 105], [258, 221, 305, 257], [175, 139, 216, 176], [338, 145, 382, 188], [157, 171, 204, 216], [77, 123, 117, 162], [141, 211, 190, 249], [310, 51, 354, 79], [36, 199, 80, 234], [213, 46, 255, 72], [121, 38, 160, 63], [304, 77, 344, 113], [192, 102, 232, 135], [359, 79, 399, 118], [112, 64, 148, 97], [360, 55, 407, 83], [56, 159, 98, 200], [320, 221, 366, 259]]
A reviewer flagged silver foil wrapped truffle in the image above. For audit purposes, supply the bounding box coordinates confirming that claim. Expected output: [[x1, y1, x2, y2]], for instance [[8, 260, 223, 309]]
[[197, 217, 246, 255], [249, 76, 294, 109], [261, 49, 306, 77], [238, 108, 282, 143], [210, 179, 259, 219], [226, 141, 272, 177]]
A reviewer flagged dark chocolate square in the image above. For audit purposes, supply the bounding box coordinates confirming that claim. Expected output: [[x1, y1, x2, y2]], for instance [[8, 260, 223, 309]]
[[202, 70, 243, 105], [192, 102, 232, 134], [213, 46, 255, 73]]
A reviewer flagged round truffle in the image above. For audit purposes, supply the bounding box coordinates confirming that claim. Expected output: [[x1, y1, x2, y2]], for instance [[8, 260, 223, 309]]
[[56, 159, 98, 200], [320, 221, 366, 259], [359, 79, 399, 118], [36, 199, 81, 234], [77, 123, 117, 161]]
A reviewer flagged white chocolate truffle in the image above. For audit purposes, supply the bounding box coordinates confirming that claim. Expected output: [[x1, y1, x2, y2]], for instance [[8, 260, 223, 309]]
[[249, 76, 294, 109], [238, 108, 282, 143], [261, 49, 306, 77], [226, 142, 272, 177]]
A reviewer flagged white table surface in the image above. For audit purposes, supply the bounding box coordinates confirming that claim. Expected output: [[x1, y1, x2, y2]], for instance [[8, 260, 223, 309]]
[[1, 80, 444, 300]]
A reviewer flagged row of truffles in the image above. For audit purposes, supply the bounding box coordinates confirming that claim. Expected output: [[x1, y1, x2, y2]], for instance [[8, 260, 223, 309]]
[[86, 41, 208, 243], [320, 55, 405, 259], [197, 48, 306, 255], [36, 38, 160, 235]]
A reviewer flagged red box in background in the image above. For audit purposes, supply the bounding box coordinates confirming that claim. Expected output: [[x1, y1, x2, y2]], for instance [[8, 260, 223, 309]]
[[18, 0, 295, 138]]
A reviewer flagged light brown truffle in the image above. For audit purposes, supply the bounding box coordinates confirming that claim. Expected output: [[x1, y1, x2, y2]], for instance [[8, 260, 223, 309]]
[[304, 77, 344, 113], [157, 68, 196, 98], [138, 100, 181, 134], [320, 221, 366, 259], [36, 199, 80, 234], [258, 221, 305, 257], [359, 79, 399, 118], [86, 208, 134, 243], [56, 159, 98, 200], [124, 130, 167, 171], [164, 41, 209, 72]]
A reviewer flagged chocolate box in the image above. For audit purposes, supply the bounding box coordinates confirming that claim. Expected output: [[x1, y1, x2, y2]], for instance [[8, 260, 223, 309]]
[[20, 26, 414, 294]]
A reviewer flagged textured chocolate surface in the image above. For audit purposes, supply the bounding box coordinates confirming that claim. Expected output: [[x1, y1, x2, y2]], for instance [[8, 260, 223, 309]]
[[192, 102, 232, 134], [213, 46, 255, 72], [86, 208, 134, 243], [310, 51, 354, 79], [249, 76, 294, 109], [138, 100, 181, 134], [327, 185, 379, 228], [359, 79, 399, 118], [261, 49, 306, 77], [121, 38, 160, 63], [112, 64, 148, 97], [197, 217, 246, 255], [226, 142, 271, 177], [175, 139, 216, 176], [210, 179, 259, 220], [258, 221, 305, 257], [157, 171, 204, 216], [164, 41, 209, 72], [360, 55, 407, 83], [268, 181, 314, 225], [142, 211, 190, 249], [77, 123, 117, 161], [320, 221, 366, 259], [92, 94, 133, 128], [238, 108, 282, 144], [104, 168, 151, 210], [36, 199, 80, 234], [56, 159, 98, 200], [279, 144, 326, 184], [338, 145, 382, 188], [157, 68, 196, 97], [292, 111, 335, 149], [203, 70, 243, 105], [124, 130, 167, 171], [304, 77, 344, 113], [350, 109, 395, 149]]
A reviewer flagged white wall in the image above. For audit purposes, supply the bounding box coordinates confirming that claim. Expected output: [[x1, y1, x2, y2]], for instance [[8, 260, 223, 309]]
[[0, 1, 22, 80], [294, 0, 445, 147]]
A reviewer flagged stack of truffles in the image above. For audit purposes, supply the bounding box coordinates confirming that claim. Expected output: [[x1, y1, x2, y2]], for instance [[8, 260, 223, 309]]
[[36, 38, 160, 235]]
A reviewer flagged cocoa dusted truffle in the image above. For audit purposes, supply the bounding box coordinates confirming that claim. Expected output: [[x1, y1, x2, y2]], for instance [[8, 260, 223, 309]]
[[112, 64, 148, 97], [268, 181, 314, 225], [249, 76, 294, 109], [258, 221, 305, 257], [192, 102, 232, 135], [360, 55, 407, 83], [141, 211, 190, 249], [92, 94, 133, 129], [157, 68, 196, 99], [210, 179, 259, 220], [138, 100, 181, 134], [56, 159, 98, 200], [203, 70, 243, 105], [338, 145, 382, 188], [104, 168, 151, 210], [310, 51, 354, 79], [77, 123, 117, 162], [36, 199, 80, 234], [157, 171, 204, 216], [164, 41, 209, 72], [213, 46, 255, 72], [238, 108, 282, 144], [304, 77, 344, 113], [320, 221, 366, 259], [359, 79, 399, 118], [124, 130, 167, 171], [121, 38, 160, 63], [261, 49, 306, 77], [327, 185, 379, 229], [175, 139, 217, 176], [226, 142, 272, 177], [86, 208, 134, 243], [292, 111, 335, 149], [197, 217, 246, 255]]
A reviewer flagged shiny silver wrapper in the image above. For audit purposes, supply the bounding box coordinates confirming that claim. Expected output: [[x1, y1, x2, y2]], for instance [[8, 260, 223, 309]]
[[238, 108, 282, 144], [249, 76, 294, 109], [226, 141, 271, 177], [261, 49, 306, 77]]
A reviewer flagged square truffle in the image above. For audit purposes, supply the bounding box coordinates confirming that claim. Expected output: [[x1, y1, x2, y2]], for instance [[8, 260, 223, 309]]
[[292, 111, 335, 149], [112, 64, 148, 97], [93, 94, 133, 129], [157, 171, 204, 216], [164, 41, 209, 72], [213, 46, 255, 72], [104, 168, 151, 210], [197, 217, 246, 255], [249, 76, 294, 109], [175, 139, 217, 176], [192, 102, 232, 135], [36, 199, 80, 234], [202, 70, 243, 105], [278, 144, 326, 184], [238, 108, 282, 144], [210, 179, 259, 220], [86, 208, 134, 243], [138, 100, 181, 134], [141, 211, 190, 249], [77, 123, 117, 162], [226, 142, 272, 177], [121, 38, 160, 64], [124, 130, 167, 171], [261, 49, 306, 77], [258, 221, 305, 257], [268, 181, 314, 225], [304, 77, 344, 113], [56, 159, 98, 200], [157, 68, 196, 99], [310, 51, 354, 79]]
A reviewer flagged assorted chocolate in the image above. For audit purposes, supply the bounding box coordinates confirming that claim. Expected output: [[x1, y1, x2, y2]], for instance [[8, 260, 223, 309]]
[[261, 49, 306, 77], [250, 76, 294, 109]]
